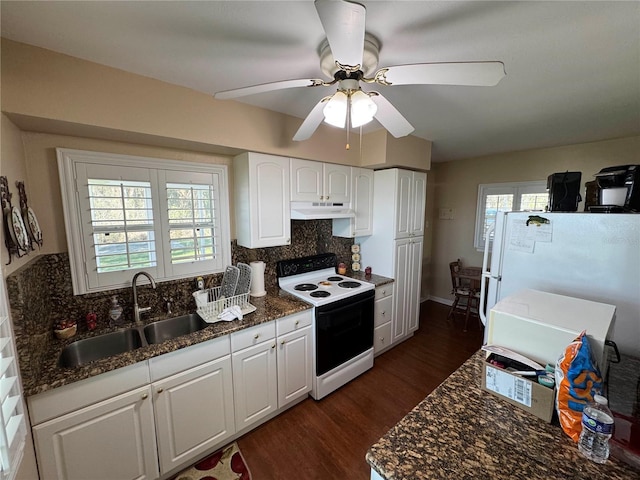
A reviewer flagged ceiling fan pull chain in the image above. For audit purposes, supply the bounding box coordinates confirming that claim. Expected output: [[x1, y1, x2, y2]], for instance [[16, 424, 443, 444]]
[[345, 92, 351, 150]]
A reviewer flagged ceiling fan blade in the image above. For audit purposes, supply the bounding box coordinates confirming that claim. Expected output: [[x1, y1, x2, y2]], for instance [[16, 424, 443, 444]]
[[315, 0, 365, 68], [293, 98, 329, 141], [375, 61, 506, 87], [215, 78, 325, 100], [370, 94, 415, 138]]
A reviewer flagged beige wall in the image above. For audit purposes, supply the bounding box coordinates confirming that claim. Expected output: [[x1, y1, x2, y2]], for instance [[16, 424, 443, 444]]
[[429, 135, 640, 302], [1, 39, 430, 170], [0, 114, 32, 273]]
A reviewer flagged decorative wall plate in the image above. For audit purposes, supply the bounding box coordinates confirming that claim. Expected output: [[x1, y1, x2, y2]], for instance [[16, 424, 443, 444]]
[[26, 207, 42, 246], [9, 206, 29, 251]]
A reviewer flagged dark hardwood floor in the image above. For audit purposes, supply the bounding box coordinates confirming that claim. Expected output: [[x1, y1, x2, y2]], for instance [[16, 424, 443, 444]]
[[237, 300, 484, 480]]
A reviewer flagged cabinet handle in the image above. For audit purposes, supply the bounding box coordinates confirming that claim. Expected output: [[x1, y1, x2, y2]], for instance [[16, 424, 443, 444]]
[[326, 195, 330, 200], [280, 340, 285, 345], [271, 344, 276, 349], [254, 334, 260, 339], [287, 238, 291, 244], [141, 393, 148, 400], [380, 337, 385, 343], [382, 311, 386, 315], [157, 388, 163, 394], [295, 320, 299, 326]]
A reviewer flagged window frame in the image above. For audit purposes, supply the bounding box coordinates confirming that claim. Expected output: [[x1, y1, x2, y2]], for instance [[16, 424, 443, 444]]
[[57, 148, 232, 295], [474, 181, 548, 251]]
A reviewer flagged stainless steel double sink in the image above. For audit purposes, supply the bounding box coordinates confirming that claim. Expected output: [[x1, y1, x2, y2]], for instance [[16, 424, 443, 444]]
[[58, 313, 209, 368]]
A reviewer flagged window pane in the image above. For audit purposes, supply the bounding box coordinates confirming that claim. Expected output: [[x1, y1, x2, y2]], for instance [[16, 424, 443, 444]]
[[166, 183, 217, 264], [88, 179, 157, 272], [520, 193, 549, 211], [484, 194, 513, 239]]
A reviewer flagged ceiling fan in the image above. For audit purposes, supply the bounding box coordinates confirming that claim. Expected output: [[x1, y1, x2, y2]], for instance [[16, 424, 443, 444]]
[[214, 0, 506, 145]]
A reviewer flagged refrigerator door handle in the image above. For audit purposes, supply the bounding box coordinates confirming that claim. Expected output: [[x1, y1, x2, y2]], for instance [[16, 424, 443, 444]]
[[480, 224, 496, 326]]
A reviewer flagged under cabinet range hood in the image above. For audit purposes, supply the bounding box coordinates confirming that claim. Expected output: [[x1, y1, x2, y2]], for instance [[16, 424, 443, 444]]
[[290, 201, 355, 220]]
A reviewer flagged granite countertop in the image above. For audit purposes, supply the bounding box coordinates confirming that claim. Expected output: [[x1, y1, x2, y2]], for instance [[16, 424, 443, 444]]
[[349, 271, 394, 287], [24, 290, 311, 397], [366, 350, 639, 480]]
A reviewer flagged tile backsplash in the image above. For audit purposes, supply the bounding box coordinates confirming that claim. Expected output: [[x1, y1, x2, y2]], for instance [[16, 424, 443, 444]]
[[6, 219, 354, 383]]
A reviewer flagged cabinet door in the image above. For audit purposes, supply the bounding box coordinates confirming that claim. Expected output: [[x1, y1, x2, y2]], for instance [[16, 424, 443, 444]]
[[352, 167, 374, 236], [394, 170, 413, 239], [291, 158, 323, 201], [374, 321, 392, 355], [153, 356, 235, 474], [232, 339, 278, 432], [235, 152, 291, 248], [33, 386, 158, 480], [392, 238, 411, 342], [410, 172, 427, 237], [277, 325, 312, 408], [407, 237, 424, 334], [324, 163, 351, 203]]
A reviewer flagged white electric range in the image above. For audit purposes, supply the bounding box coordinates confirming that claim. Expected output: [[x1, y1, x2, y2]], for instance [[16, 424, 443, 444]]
[[277, 253, 375, 399]]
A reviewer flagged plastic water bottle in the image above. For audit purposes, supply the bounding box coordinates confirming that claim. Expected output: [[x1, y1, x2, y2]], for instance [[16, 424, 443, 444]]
[[578, 394, 614, 464]]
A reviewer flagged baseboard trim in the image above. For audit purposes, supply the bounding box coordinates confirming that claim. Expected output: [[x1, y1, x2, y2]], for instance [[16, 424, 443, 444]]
[[428, 295, 453, 306]]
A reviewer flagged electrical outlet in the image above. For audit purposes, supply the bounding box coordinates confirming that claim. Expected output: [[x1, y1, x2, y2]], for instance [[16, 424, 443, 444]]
[[439, 208, 455, 220]]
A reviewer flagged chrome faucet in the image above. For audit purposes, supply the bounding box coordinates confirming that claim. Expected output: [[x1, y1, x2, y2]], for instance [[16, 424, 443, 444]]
[[132, 271, 157, 324]]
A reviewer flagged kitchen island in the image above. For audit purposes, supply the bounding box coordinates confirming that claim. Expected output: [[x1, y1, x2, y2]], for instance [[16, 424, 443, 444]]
[[367, 350, 638, 479]]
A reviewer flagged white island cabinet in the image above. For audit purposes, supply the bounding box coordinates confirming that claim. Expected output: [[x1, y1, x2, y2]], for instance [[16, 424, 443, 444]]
[[234, 152, 291, 248]]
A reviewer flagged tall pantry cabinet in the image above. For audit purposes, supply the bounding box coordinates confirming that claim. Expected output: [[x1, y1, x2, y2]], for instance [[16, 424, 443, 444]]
[[359, 169, 427, 345]]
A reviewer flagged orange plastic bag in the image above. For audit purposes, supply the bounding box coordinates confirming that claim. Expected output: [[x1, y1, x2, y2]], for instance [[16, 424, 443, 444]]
[[555, 331, 603, 442]]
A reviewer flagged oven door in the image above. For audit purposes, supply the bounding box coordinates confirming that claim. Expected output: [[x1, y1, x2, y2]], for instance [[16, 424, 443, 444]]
[[315, 290, 374, 376]]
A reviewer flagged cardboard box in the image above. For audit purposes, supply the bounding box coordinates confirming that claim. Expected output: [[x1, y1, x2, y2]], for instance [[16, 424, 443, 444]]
[[481, 360, 555, 422]]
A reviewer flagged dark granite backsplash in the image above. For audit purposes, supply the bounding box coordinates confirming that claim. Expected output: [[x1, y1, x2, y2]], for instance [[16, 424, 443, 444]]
[[7, 219, 354, 387]]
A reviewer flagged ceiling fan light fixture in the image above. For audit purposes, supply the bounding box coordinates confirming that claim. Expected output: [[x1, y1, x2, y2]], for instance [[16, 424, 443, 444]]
[[323, 91, 348, 128], [350, 90, 377, 128]]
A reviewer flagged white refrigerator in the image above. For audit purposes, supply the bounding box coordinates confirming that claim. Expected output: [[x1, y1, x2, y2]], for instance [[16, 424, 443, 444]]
[[480, 212, 640, 356]]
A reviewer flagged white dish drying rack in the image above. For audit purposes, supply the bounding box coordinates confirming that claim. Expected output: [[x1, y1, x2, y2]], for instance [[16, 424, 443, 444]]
[[193, 286, 256, 323]]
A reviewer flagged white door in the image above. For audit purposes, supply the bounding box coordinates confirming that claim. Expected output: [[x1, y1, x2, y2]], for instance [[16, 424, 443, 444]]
[[153, 356, 235, 474], [352, 168, 374, 236], [392, 238, 411, 342], [410, 172, 427, 237], [252, 155, 291, 247], [33, 386, 158, 480], [291, 158, 323, 201], [277, 326, 312, 408], [232, 340, 278, 432], [407, 237, 424, 333], [394, 170, 413, 239], [324, 163, 351, 203]]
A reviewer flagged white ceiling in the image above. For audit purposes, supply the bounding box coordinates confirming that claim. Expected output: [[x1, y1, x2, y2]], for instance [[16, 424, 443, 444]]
[[1, 1, 639, 162]]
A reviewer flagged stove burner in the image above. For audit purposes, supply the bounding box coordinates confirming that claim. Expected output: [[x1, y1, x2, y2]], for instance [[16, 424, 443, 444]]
[[338, 281, 361, 289], [295, 283, 318, 291], [310, 290, 331, 298], [327, 276, 343, 281]]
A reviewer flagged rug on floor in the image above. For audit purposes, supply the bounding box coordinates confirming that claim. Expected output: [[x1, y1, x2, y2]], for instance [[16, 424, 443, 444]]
[[173, 442, 251, 480]]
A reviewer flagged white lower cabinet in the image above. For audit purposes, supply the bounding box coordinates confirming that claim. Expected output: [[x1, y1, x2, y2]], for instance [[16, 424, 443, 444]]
[[153, 355, 235, 475], [33, 385, 159, 480], [231, 310, 312, 432], [231, 322, 278, 432], [373, 285, 393, 355], [30, 311, 313, 480]]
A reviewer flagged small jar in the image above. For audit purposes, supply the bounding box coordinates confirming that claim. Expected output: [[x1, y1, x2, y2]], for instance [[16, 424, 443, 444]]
[[337, 263, 347, 275]]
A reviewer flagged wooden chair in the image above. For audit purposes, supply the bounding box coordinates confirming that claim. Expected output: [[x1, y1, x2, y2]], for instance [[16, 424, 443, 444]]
[[448, 259, 482, 331]]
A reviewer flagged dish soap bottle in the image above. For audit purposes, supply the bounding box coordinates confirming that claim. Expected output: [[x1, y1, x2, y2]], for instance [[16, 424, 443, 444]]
[[109, 296, 123, 327]]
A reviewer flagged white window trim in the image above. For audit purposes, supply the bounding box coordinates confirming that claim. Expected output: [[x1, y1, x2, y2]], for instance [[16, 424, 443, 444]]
[[57, 148, 232, 295], [474, 181, 548, 251]]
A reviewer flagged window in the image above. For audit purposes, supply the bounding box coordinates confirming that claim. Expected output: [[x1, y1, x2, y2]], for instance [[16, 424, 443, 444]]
[[57, 149, 231, 294], [474, 181, 548, 250]]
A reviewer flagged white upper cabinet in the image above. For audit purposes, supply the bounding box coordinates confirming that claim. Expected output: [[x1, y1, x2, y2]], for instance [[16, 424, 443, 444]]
[[393, 170, 427, 239], [333, 167, 374, 238], [291, 158, 351, 203], [234, 152, 291, 248]]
